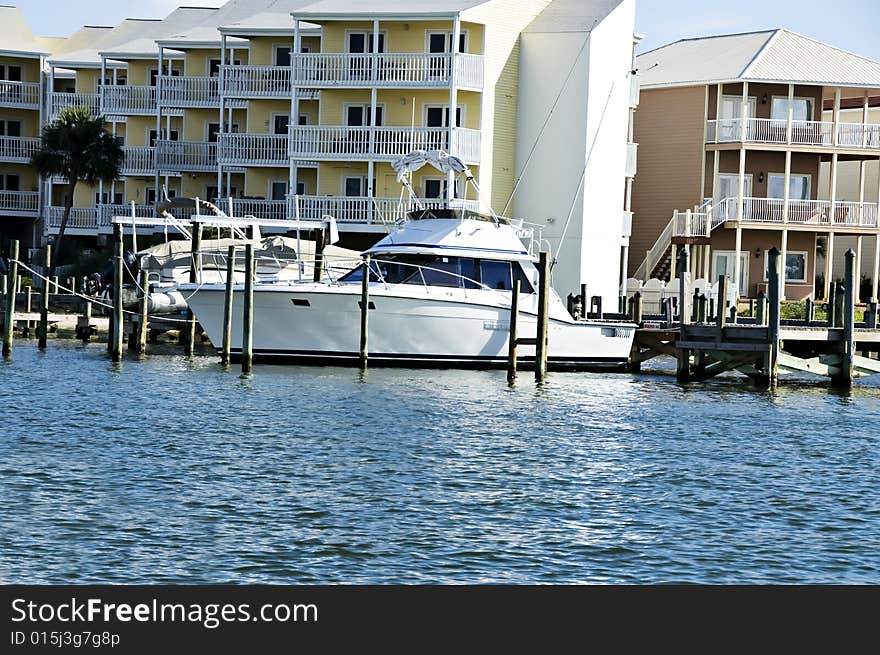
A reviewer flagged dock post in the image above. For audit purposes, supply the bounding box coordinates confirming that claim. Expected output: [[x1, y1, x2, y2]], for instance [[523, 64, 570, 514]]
[[507, 280, 520, 383], [805, 297, 814, 324], [185, 220, 202, 356], [241, 243, 254, 375], [359, 256, 369, 369], [2, 239, 18, 357], [38, 244, 51, 349], [77, 301, 92, 342], [756, 291, 767, 325], [24, 286, 32, 336], [691, 288, 700, 323], [111, 223, 124, 363], [676, 248, 691, 382], [827, 284, 837, 327], [697, 294, 707, 323], [313, 228, 325, 283], [221, 245, 235, 367], [632, 291, 642, 324], [135, 269, 148, 356], [767, 248, 781, 387], [716, 274, 728, 337], [834, 282, 845, 328], [866, 301, 877, 329], [535, 251, 550, 382], [835, 250, 856, 388]]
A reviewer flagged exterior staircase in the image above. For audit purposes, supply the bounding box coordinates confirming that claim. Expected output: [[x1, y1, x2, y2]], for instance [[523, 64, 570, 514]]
[[634, 200, 717, 281]]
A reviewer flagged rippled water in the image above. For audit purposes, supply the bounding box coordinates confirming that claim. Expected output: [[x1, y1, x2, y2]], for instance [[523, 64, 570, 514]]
[[1, 340, 878, 584]]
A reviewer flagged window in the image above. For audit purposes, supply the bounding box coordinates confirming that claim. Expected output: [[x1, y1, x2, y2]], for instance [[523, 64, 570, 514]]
[[347, 32, 385, 53], [425, 105, 463, 128], [344, 177, 365, 197], [345, 104, 383, 126], [771, 97, 813, 121], [0, 65, 22, 81], [274, 46, 291, 67], [148, 129, 179, 147], [0, 174, 20, 191], [421, 256, 460, 287], [765, 251, 807, 283], [270, 181, 288, 201], [148, 67, 179, 86], [298, 114, 309, 126], [206, 186, 237, 202], [272, 114, 289, 135], [0, 120, 22, 137], [768, 174, 810, 201], [208, 58, 240, 77], [427, 32, 467, 54], [296, 181, 306, 195], [480, 260, 512, 291], [94, 192, 124, 205], [424, 179, 443, 199]]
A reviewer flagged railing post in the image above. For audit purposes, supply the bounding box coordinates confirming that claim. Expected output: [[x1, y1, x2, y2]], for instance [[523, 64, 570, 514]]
[[221, 245, 235, 367], [111, 223, 124, 363], [2, 239, 18, 357], [241, 243, 254, 375], [833, 250, 855, 388], [359, 257, 370, 370], [38, 243, 50, 349], [136, 269, 149, 356], [767, 248, 781, 387], [535, 251, 550, 382]]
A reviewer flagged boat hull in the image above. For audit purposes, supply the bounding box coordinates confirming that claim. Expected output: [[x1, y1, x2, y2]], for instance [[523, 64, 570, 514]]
[[186, 284, 635, 371]]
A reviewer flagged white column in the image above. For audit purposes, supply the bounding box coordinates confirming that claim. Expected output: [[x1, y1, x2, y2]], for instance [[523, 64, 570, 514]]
[[155, 46, 164, 208], [863, 90, 870, 148], [780, 228, 788, 301], [703, 244, 711, 281], [786, 83, 794, 144], [712, 149, 719, 202], [700, 86, 709, 200], [290, 21, 301, 203], [830, 152, 839, 227], [782, 150, 792, 224], [734, 139, 746, 301], [715, 83, 722, 143], [367, 20, 379, 222], [447, 15, 461, 202], [218, 35, 226, 200], [875, 155, 880, 301], [739, 81, 749, 142], [832, 87, 841, 147]]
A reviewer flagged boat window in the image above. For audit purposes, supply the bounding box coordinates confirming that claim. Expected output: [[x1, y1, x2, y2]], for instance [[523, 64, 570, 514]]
[[480, 260, 512, 291], [513, 263, 535, 294], [420, 257, 460, 287], [459, 258, 480, 289]]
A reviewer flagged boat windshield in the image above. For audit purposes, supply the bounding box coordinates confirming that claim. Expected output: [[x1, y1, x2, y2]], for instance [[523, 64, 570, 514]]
[[340, 254, 534, 293]]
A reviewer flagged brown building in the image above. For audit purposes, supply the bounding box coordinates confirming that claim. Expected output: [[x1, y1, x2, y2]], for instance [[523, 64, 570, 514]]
[[630, 29, 880, 301]]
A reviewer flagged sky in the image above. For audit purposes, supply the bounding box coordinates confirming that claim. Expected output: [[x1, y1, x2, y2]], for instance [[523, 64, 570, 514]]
[[16, 0, 880, 62]]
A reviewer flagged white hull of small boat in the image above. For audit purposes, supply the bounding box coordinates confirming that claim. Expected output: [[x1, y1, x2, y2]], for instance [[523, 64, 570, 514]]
[[185, 282, 635, 370]]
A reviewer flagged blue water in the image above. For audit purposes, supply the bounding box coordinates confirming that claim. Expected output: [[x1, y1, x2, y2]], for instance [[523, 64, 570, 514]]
[[1, 340, 878, 584]]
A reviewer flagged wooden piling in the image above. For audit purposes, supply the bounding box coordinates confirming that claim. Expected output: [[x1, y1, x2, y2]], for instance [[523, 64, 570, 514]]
[[805, 297, 814, 324], [313, 228, 325, 283], [24, 286, 32, 336], [834, 282, 845, 328], [767, 247, 781, 387], [507, 280, 520, 383], [241, 243, 254, 375], [676, 248, 691, 382], [221, 245, 235, 367], [827, 283, 837, 327], [111, 223, 124, 363], [697, 294, 707, 323], [2, 239, 18, 357], [76, 301, 92, 342], [359, 257, 369, 369], [631, 291, 642, 324], [38, 244, 51, 349], [716, 275, 727, 332], [535, 251, 550, 382], [756, 291, 767, 325], [835, 250, 856, 388], [866, 301, 878, 329], [185, 221, 202, 356], [135, 269, 148, 356]]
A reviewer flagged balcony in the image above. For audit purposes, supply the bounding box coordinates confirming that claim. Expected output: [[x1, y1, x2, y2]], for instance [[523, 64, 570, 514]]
[[712, 197, 880, 229], [45, 204, 156, 234], [220, 65, 320, 100], [222, 198, 289, 221], [120, 146, 156, 176], [625, 142, 638, 178], [706, 118, 880, 150], [0, 81, 40, 109], [156, 141, 218, 173], [218, 134, 289, 167], [0, 136, 40, 163], [49, 92, 100, 119], [158, 75, 218, 108], [292, 195, 480, 225], [100, 85, 157, 117], [289, 126, 481, 164], [0, 191, 39, 217], [291, 52, 484, 90]]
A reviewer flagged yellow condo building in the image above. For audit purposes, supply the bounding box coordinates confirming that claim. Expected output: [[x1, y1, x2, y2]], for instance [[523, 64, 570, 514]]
[[17, 0, 639, 303]]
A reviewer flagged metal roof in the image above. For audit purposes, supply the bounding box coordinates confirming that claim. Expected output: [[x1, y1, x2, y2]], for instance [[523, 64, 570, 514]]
[[523, 0, 623, 34], [637, 29, 880, 90], [291, 0, 491, 19], [0, 5, 49, 57], [49, 19, 162, 67], [100, 7, 220, 59]]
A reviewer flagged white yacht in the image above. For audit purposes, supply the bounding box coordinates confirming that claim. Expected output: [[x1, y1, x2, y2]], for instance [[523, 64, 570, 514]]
[[182, 209, 635, 370]]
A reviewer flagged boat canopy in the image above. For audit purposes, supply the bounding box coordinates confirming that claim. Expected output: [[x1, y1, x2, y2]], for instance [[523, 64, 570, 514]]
[[391, 150, 473, 183], [365, 217, 535, 263]]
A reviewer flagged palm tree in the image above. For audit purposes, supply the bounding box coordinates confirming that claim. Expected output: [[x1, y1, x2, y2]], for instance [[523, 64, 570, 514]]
[[30, 106, 124, 272]]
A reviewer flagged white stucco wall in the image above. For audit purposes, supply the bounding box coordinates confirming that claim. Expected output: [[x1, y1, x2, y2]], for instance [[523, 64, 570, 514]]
[[513, 0, 635, 304]]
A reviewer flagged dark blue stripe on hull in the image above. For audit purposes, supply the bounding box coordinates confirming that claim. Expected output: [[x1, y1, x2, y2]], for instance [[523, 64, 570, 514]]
[[225, 348, 629, 372]]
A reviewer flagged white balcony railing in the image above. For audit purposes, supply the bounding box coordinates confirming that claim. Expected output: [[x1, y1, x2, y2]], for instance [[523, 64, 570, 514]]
[[291, 52, 484, 90], [156, 140, 218, 172], [712, 197, 880, 228], [46, 207, 99, 231], [625, 142, 638, 177], [158, 75, 218, 107], [0, 81, 40, 108], [101, 85, 157, 116], [0, 191, 39, 214], [99, 204, 155, 228], [222, 198, 289, 221], [292, 195, 480, 224], [120, 146, 156, 175], [217, 134, 288, 166], [707, 118, 880, 150], [289, 126, 481, 163], [222, 66, 289, 98], [49, 92, 101, 119], [0, 136, 40, 163]]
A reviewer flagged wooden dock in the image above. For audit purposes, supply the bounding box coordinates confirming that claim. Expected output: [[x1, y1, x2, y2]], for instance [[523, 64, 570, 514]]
[[629, 248, 880, 388]]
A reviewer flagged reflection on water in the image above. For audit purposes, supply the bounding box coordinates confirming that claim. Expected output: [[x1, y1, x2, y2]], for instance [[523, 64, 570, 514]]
[[1, 340, 878, 584]]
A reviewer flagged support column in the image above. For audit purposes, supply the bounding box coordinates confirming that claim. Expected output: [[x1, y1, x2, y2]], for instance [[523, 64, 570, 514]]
[[367, 20, 379, 222], [703, 244, 711, 281], [447, 15, 461, 202], [290, 21, 301, 205], [734, 142, 746, 302], [217, 35, 227, 200], [780, 228, 788, 302], [786, 83, 794, 144], [824, 231, 835, 301], [156, 46, 164, 207]]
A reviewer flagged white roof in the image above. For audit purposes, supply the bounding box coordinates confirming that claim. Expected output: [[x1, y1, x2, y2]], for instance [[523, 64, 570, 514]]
[[100, 7, 219, 59], [49, 19, 162, 67], [638, 29, 880, 90], [292, 0, 490, 19], [0, 5, 48, 57], [160, 0, 278, 44], [524, 0, 623, 33], [220, 0, 321, 34]]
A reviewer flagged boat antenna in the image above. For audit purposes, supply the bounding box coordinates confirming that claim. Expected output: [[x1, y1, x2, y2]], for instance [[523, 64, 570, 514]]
[[499, 20, 597, 218]]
